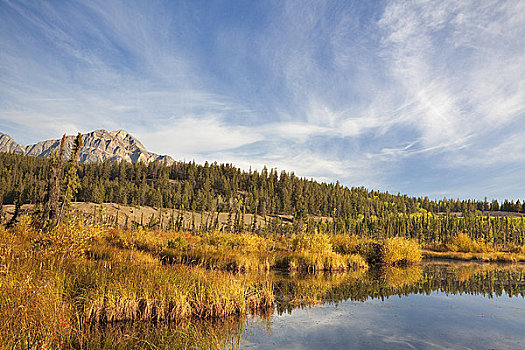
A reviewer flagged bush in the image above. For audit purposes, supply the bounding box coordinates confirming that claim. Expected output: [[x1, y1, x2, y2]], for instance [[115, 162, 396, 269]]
[[447, 233, 491, 253], [382, 237, 422, 266]]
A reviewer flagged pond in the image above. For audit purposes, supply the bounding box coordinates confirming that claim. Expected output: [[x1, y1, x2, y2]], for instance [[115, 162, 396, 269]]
[[239, 262, 525, 350], [86, 262, 525, 349]]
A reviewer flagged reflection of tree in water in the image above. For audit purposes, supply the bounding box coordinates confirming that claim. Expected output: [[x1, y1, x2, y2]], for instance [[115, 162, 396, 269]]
[[82, 263, 525, 348], [274, 263, 525, 313]]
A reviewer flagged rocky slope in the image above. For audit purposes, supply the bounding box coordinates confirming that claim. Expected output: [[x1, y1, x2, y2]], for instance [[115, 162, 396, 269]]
[[0, 129, 174, 165], [0, 133, 26, 155]]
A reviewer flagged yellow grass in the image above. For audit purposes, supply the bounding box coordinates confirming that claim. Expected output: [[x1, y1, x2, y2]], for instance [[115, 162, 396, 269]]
[[422, 250, 525, 262], [0, 218, 274, 349]]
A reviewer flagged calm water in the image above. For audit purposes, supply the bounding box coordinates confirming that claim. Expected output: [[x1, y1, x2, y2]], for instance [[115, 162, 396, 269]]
[[239, 263, 525, 350], [87, 262, 525, 349]]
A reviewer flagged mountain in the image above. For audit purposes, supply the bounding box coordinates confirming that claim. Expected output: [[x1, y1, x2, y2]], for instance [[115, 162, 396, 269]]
[[0, 129, 174, 165], [0, 133, 26, 155]]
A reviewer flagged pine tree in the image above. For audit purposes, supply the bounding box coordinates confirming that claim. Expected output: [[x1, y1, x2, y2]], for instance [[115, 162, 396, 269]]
[[60, 133, 83, 223], [43, 134, 66, 227]]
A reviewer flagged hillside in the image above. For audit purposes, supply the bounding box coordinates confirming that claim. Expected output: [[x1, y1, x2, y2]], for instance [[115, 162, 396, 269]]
[[1, 151, 525, 247]]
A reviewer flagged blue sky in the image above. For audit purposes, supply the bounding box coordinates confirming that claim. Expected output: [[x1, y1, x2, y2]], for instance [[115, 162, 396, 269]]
[[1, 0, 524, 200]]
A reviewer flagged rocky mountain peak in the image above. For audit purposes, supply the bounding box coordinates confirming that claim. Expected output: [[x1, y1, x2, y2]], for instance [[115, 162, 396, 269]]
[[0, 129, 174, 165], [0, 133, 25, 155]]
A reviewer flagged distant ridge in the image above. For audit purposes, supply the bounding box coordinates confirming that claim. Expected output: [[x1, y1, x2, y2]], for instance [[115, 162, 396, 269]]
[[0, 129, 174, 165]]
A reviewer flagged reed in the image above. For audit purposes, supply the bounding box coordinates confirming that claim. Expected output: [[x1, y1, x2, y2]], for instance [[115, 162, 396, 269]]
[[0, 220, 275, 349]]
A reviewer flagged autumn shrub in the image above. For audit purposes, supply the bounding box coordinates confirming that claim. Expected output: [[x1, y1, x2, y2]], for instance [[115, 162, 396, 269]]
[[23, 216, 101, 256], [381, 237, 422, 266], [356, 242, 384, 264], [447, 233, 491, 253]]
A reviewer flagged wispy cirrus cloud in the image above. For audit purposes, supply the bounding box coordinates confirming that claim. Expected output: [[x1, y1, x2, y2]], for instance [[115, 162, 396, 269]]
[[1, 0, 524, 199], [378, 0, 525, 153]]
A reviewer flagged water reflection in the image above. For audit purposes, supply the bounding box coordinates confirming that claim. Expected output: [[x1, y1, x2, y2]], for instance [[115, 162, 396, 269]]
[[274, 262, 525, 310], [246, 262, 525, 350], [82, 262, 525, 349]]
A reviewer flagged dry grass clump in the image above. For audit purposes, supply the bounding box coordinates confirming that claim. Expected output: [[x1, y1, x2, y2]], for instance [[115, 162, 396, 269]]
[[382, 237, 422, 266], [84, 264, 274, 323]]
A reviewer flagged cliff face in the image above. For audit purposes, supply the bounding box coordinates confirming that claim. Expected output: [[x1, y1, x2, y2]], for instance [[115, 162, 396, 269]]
[[1, 129, 174, 165]]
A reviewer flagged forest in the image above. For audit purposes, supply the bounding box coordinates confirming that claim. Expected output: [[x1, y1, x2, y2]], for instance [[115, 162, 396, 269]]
[[1, 151, 525, 246]]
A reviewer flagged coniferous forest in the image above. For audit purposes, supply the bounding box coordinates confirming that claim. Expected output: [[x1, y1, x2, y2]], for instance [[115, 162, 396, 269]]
[[1, 151, 525, 247]]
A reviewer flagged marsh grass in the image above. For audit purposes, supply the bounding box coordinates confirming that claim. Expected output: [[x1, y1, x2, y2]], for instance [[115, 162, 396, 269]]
[[422, 250, 525, 262], [0, 219, 275, 349], [1, 217, 431, 349], [422, 233, 525, 262]]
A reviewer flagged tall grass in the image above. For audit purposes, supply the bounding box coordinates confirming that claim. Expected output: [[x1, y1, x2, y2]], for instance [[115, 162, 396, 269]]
[[160, 231, 275, 272], [0, 218, 274, 349]]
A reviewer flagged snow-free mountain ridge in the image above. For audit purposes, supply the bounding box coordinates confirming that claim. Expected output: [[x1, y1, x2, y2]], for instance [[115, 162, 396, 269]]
[[0, 129, 174, 165]]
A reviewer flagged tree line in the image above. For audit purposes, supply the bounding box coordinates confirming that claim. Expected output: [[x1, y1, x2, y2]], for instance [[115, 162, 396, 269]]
[[1, 151, 524, 216], [1, 151, 525, 245]]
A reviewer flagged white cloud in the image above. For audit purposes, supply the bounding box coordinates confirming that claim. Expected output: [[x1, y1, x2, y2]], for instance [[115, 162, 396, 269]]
[[378, 0, 525, 159], [138, 115, 263, 156], [1, 0, 524, 198]]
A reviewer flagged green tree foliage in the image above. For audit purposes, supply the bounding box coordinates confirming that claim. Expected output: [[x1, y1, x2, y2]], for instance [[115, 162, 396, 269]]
[[60, 132, 83, 221], [42, 134, 66, 227], [1, 151, 525, 245]]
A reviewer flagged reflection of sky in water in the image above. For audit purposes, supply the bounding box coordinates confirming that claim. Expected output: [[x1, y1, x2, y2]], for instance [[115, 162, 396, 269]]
[[241, 292, 525, 349]]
